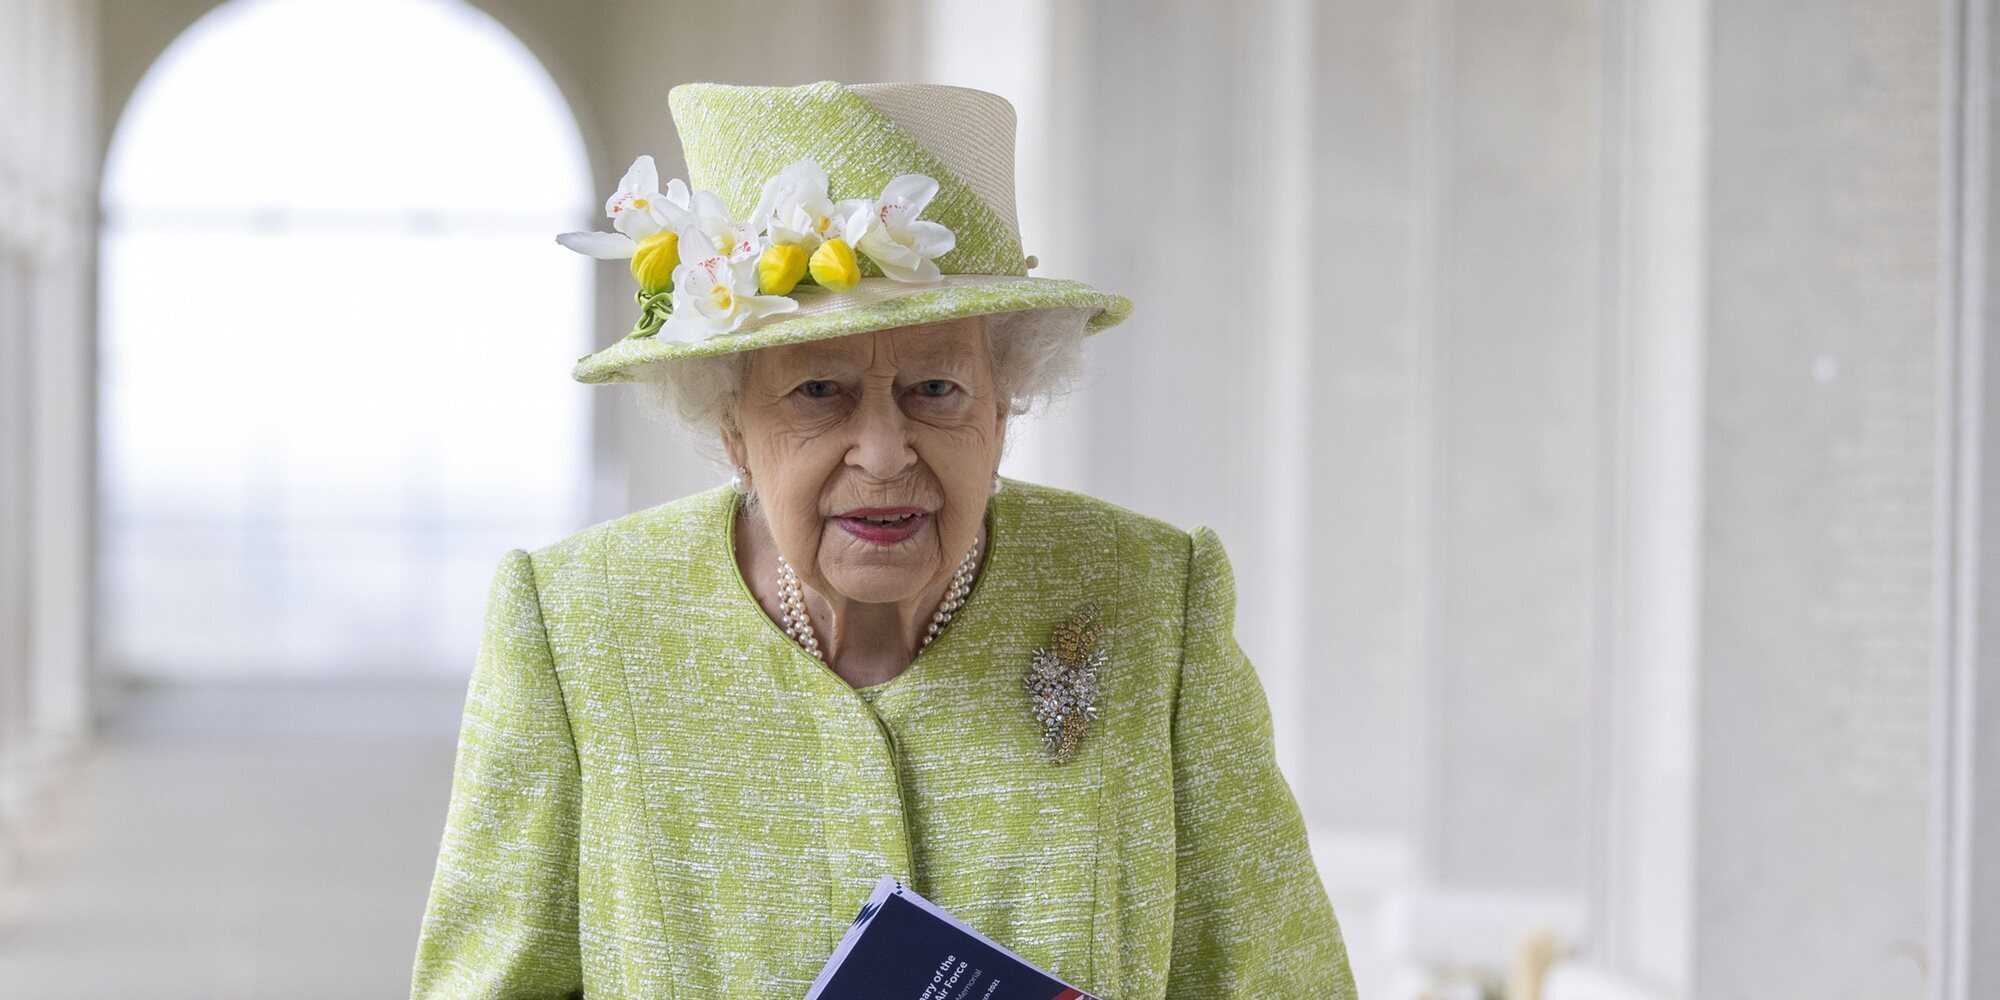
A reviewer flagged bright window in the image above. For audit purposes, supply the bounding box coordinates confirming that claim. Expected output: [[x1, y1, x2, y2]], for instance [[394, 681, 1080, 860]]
[[99, 0, 593, 679]]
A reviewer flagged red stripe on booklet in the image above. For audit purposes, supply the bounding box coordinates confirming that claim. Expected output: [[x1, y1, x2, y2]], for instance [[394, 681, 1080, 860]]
[[1052, 990, 1090, 1000]]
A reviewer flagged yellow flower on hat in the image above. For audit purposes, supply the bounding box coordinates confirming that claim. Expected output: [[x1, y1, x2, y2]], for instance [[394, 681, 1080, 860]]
[[757, 243, 808, 296], [808, 237, 862, 292], [751, 158, 954, 288], [630, 231, 681, 296]]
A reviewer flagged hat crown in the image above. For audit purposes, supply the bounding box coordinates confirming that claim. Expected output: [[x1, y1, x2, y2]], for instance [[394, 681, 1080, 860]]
[[844, 83, 1020, 238], [667, 80, 1029, 277]]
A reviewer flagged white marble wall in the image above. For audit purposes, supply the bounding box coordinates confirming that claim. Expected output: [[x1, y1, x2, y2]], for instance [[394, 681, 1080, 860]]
[[1712, 0, 1932, 993], [1558, 0, 1956, 997]]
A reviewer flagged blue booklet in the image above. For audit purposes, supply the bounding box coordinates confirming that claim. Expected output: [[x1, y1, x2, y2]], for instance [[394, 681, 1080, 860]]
[[804, 875, 1102, 1000]]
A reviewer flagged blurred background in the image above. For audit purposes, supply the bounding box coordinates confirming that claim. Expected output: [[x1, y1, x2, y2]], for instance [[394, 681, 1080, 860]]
[[1, 0, 1996, 997]]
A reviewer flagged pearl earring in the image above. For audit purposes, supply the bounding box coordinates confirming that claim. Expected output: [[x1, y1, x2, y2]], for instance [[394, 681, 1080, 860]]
[[992, 473, 1003, 495], [730, 467, 751, 494]]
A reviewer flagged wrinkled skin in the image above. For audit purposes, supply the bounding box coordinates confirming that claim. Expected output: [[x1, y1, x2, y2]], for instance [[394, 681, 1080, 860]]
[[723, 315, 1005, 687]]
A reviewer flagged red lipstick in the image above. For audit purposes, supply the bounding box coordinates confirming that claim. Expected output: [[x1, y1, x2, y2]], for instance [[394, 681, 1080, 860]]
[[833, 507, 930, 546]]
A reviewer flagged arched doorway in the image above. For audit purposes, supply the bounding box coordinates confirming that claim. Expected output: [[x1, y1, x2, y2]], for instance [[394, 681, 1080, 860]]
[[98, 0, 594, 680]]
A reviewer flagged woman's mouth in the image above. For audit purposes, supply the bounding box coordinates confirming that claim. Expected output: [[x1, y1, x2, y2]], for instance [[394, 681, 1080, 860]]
[[833, 507, 930, 546]]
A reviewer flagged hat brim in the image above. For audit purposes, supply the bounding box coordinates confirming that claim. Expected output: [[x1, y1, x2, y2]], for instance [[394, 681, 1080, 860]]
[[571, 274, 1132, 384]]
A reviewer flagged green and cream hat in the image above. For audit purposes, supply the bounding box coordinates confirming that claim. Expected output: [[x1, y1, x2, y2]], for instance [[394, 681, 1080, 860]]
[[557, 80, 1132, 384]]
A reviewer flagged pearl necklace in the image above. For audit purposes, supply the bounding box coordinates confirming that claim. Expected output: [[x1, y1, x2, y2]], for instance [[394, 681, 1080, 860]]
[[775, 539, 983, 664]]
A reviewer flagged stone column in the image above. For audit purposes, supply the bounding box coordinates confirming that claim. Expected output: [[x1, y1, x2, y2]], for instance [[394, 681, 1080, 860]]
[[0, 0, 99, 890], [29, 0, 97, 750], [0, 181, 28, 892], [1386, 0, 1603, 974], [1943, 3, 2000, 994], [1568, 0, 1706, 992], [1298, 0, 1428, 847]]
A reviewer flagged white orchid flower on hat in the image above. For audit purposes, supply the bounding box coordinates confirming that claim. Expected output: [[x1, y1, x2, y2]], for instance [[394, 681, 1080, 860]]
[[606, 155, 692, 238], [751, 159, 848, 249], [556, 155, 694, 259], [841, 174, 957, 283], [686, 190, 761, 263], [746, 158, 859, 295], [657, 227, 799, 342]]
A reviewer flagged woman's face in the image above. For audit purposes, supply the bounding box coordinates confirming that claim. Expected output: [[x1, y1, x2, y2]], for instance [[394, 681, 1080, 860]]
[[725, 316, 1007, 605]]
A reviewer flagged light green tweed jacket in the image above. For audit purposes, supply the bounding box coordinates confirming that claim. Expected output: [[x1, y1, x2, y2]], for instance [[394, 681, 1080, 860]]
[[408, 478, 1356, 999]]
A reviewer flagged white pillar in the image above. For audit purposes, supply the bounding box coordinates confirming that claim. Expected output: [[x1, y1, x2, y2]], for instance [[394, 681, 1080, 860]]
[[1575, 0, 1706, 992], [1931, 0, 2000, 996], [29, 0, 96, 744], [1300, 0, 1428, 845], [1390, 0, 1602, 971], [0, 175, 28, 893], [0, 0, 99, 889]]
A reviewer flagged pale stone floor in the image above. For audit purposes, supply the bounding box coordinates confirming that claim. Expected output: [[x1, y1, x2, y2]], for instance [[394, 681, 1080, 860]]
[[0, 681, 1389, 999], [0, 681, 467, 999]]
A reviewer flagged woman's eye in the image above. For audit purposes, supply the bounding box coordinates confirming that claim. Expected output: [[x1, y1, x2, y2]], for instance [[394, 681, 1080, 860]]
[[915, 379, 958, 398], [798, 379, 838, 399]]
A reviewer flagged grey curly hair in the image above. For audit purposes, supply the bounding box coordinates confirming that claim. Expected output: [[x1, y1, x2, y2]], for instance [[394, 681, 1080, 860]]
[[624, 307, 1093, 460]]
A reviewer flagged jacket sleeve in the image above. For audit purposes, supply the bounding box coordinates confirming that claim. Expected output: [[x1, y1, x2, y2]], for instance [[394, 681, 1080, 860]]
[[1165, 526, 1358, 999], [410, 548, 586, 1000]]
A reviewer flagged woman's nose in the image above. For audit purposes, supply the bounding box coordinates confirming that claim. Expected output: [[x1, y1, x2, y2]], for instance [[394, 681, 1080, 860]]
[[846, 387, 917, 479]]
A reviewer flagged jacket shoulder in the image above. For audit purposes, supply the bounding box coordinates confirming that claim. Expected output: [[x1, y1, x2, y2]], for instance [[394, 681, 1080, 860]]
[[999, 477, 1192, 565], [521, 485, 734, 570]]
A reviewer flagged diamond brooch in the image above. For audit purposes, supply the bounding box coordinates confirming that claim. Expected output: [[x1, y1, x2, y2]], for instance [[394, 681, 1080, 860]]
[[1023, 601, 1106, 765]]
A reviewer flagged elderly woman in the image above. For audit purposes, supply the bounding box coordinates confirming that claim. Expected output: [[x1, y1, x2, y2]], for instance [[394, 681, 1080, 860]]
[[408, 81, 1355, 1000]]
